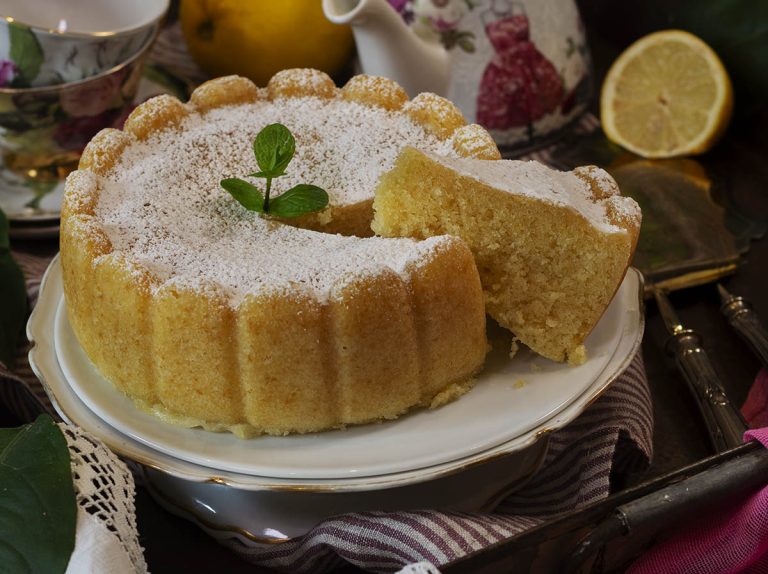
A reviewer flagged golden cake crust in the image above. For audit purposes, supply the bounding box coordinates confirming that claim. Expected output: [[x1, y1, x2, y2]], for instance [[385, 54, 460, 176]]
[[61, 69, 495, 437]]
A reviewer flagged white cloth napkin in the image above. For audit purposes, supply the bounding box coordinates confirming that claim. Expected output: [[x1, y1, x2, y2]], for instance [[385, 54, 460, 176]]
[[66, 507, 141, 574]]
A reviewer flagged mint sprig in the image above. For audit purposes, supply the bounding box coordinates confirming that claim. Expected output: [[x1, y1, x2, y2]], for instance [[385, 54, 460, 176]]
[[221, 123, 328, 218]]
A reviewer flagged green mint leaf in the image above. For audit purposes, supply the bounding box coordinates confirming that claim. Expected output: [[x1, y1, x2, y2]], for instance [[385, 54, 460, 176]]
[[254, 123, 295, 177], [269, 184, 329, 218], [225, 124, 322, 217], [0, 209, 26, 368], [8, 23, 43, 87], [0, 415, 76, 573], [220, 178, 264, 212], [248, 171, 284, 179]]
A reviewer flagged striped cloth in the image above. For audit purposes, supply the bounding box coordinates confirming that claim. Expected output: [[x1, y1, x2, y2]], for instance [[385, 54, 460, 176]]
[[0, 23, 653, 573]]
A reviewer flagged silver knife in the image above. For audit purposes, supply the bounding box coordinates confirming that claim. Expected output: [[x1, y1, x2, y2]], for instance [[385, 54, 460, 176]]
[[718, 283, 768, 369], [653, 286, 748, 452]]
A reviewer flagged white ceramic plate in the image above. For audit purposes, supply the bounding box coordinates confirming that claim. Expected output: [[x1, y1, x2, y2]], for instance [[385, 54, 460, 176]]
[[31, 255, 644, 481], [31, 309, 550, 493]]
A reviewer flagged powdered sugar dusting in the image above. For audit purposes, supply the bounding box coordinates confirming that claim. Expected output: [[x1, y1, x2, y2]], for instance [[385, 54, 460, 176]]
[[181, 97, 456, 204], [280, 68, 333, 91], [94, 97, 459, 306], [63, 170, 99, 213], [427, 153, 639, 233], [451, 124, 499, 158]]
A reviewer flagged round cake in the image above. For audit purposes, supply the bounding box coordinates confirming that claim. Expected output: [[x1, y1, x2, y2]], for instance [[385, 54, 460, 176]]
[[60, 70, 497, 437]]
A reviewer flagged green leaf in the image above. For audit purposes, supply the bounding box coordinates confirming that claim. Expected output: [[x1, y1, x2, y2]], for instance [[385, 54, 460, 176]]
[[0, 111, 34, 133], [269, 184, 329, 218], [247, 171, 284, 179], [220, 178, 264, 212], [0, 209, 26, 368], [0, 415, 77, 574], [8, 23, 43, 88], [254, 123, 295, 177], [457, 37, 476, 53]]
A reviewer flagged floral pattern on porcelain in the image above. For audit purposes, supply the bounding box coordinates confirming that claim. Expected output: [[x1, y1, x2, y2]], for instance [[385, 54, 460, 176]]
[[0, 53, 144, 179], [0, 18, 155, 88], [402, 0, 480, 53], [387, 0, 591, 151], [0, 60, 17, 87], [0, 59, 187, 220]]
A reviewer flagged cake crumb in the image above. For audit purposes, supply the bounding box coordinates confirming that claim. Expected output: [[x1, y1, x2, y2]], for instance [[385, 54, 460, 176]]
[[429, 378, 475, 408], [567, 345, 588, 366], [513, 379, 526, 389]]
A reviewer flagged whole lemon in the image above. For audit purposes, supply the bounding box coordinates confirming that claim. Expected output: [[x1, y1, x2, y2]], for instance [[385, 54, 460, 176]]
[[179, 0, 355, 85]]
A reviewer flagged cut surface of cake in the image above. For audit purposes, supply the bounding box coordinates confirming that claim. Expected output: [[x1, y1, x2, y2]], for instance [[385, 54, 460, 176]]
[[372, 147, 642, 363], [59, 70, 496, 437]]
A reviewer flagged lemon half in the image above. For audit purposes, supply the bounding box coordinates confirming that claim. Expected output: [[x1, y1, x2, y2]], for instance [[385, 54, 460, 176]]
[[600, 30, 733, 158]]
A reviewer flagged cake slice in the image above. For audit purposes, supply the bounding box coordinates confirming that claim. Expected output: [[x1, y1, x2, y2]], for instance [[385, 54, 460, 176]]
[[372, 147, 641, 363]]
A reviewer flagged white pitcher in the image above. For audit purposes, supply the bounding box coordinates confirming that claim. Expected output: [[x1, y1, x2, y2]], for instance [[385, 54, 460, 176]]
[[324, 0, 592, 153]]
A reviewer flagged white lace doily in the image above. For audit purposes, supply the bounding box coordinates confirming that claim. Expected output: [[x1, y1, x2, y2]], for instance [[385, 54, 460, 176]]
[[60, 424, 147, 574], [395, 563, 442, 574]]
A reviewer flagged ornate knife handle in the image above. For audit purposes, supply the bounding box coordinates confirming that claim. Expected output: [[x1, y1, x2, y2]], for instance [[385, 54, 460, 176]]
[[667, 329, 749, 452], [720, 293, 768, 369]]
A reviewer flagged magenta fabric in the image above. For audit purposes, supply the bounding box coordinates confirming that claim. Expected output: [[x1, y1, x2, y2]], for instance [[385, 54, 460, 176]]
[[628, 370, 768, 574]]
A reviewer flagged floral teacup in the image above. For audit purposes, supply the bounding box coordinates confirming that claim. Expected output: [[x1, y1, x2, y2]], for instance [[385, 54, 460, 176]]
[[0, 28, 154, 193], [1, 0, 168, 88]]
